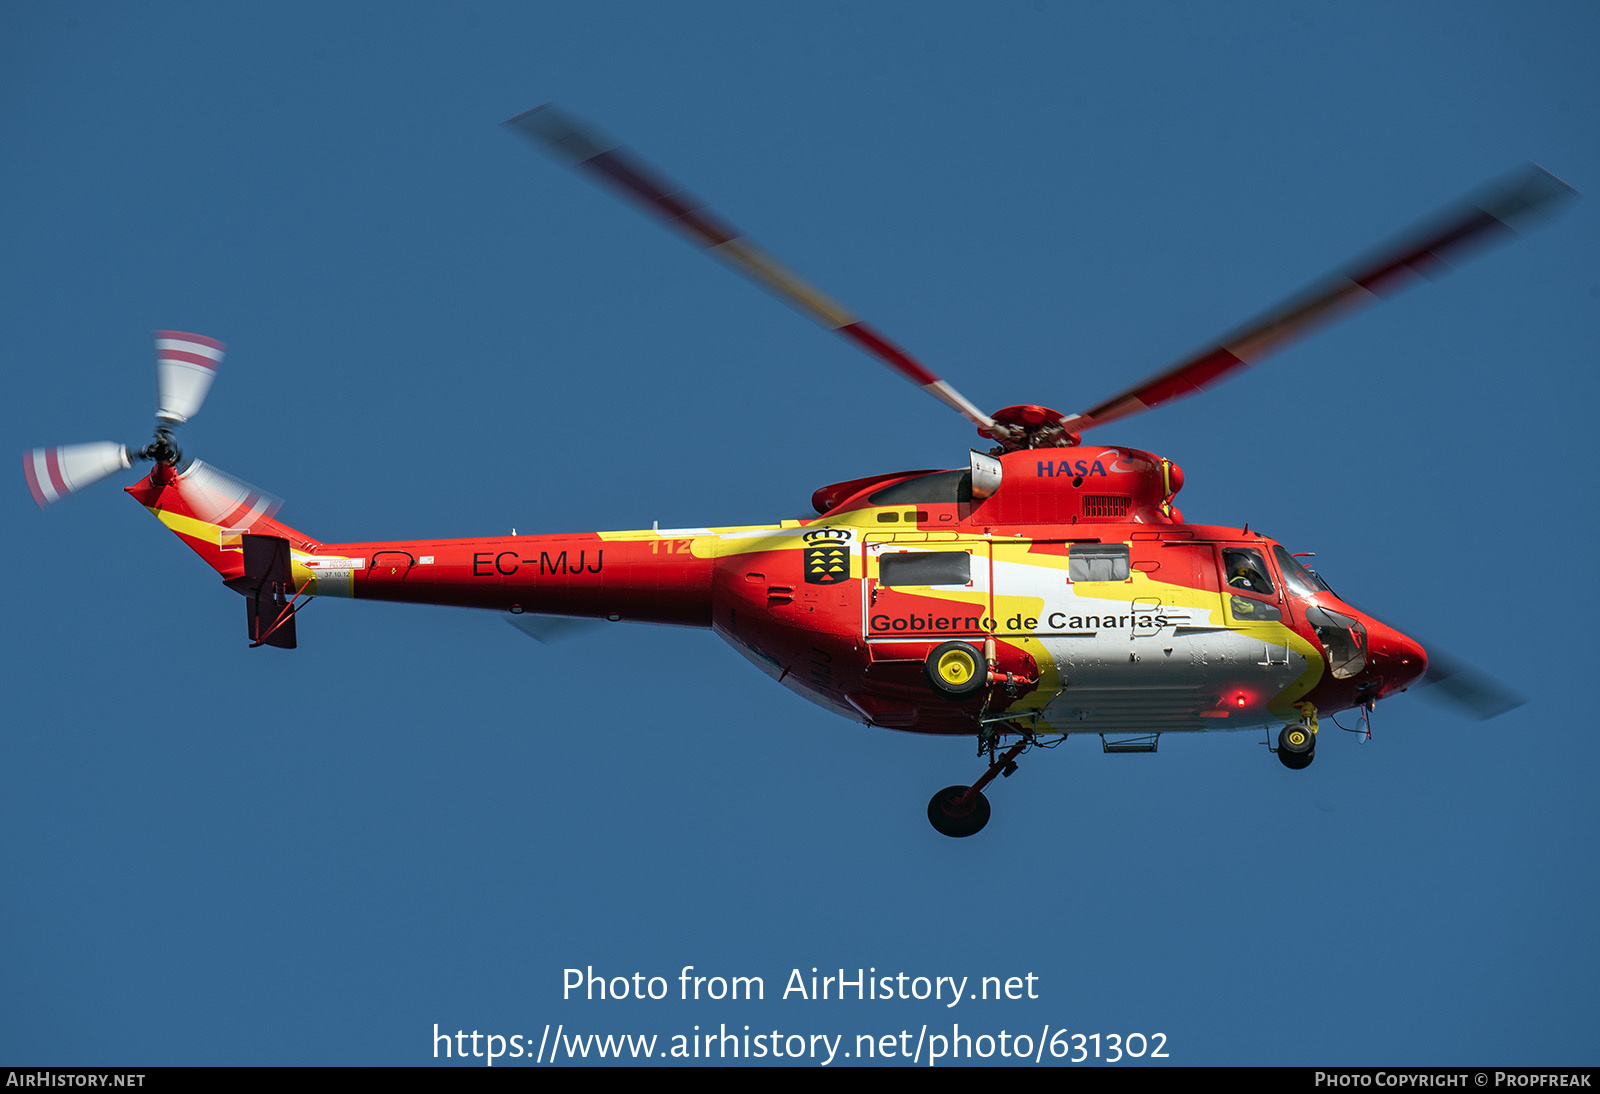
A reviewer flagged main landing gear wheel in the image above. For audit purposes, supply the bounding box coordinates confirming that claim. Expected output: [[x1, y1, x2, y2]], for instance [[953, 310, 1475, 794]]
[[1278, 724, 1315, 770], [927, 785, 991, 838], [925, 641, 986, 700]]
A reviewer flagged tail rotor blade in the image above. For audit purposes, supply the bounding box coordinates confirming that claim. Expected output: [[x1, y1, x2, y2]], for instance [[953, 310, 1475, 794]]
[[23, 443, 132, 507], [172, 459, 282, 530], [154, 330, 226, 425]]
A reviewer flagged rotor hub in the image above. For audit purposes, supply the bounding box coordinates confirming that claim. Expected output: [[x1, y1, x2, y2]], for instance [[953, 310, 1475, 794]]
[[981, 405, 1080, 452], [139, 426, 183, 467]]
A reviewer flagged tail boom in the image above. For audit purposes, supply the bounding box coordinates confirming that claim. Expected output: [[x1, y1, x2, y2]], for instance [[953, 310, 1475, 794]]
[[131, 465, 717, 635], [326, 531, 714, 627]]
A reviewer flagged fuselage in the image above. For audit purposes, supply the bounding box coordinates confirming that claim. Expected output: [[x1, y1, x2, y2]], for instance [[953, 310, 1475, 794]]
[[131, 445, 1426, 738]]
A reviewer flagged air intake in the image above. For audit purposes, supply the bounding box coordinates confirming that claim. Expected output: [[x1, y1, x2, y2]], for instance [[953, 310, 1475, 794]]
[[1082, 495, 1132, 518]]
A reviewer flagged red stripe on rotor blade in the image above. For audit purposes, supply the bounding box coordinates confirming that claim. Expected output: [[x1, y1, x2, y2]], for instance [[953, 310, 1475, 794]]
[[1353, 209, 1504, 296], [159, 349, 220, 371], [580, 148, 738, 248], [1088, 347, 1245, 420], [1063, 169, 1574, 440], [23, 452, 47, 507], [838, 322, 942, 387], [153, 330, 225, 351], [44, 448, 70, 500], [217, 492, 263, 529]]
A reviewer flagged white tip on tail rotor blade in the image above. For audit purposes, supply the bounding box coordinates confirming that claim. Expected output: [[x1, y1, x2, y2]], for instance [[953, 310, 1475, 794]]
[[23, 443, 131, 507], [154, 331, 225, 425], [173, 460, 282, 530]]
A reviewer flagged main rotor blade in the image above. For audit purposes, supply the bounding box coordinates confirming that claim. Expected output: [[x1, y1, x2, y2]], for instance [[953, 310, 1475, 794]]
[[1060, 165, 1577, 436], [1415, 649, 1525, 721], [506, 104, 997, 434], [155, 330, 225, 426], [23, 442, 132, 507]]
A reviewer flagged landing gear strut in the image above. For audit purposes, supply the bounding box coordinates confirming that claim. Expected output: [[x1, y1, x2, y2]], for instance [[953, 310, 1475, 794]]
[[926, 735, 1031, 838]]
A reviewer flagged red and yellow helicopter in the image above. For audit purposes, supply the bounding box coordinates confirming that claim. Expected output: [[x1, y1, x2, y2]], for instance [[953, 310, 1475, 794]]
[[26, 107, 1573, 836]]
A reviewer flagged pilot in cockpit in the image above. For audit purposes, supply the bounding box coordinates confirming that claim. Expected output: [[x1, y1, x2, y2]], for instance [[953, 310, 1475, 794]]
[[1223, 549, 1272, 595]]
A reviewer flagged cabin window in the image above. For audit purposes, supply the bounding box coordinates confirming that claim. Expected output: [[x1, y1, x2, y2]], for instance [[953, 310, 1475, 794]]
[[1068, 544, 1129, 582], [879, 551, 972, 587]]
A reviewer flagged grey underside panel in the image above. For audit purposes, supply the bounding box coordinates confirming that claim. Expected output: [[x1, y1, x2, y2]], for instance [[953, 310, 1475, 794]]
[[1037, 687, 1268, 734]]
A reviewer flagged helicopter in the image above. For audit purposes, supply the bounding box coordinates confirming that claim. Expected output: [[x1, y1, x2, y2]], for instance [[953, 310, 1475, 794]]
[[25, 106, 1574, 836]]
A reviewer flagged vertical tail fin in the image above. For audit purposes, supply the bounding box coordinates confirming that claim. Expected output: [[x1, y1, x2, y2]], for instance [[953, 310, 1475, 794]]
[[129, 463, 321, 648], [231, 534, 299, 648]]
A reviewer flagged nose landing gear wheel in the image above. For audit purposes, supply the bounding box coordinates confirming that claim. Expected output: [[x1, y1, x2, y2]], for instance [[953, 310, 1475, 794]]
[[927, 784, 991, 837], [1278, 724, 1315, 770]]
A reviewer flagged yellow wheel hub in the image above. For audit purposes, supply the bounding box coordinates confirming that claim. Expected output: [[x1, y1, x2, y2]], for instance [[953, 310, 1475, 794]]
[[937, 650, 977, 686], [1287, 729, 1307, 747]]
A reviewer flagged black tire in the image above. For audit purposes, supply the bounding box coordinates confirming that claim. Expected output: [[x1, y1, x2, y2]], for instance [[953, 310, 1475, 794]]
[[1278, 724, 1315, 770], [927, 784, 991, 837], [924, 641, 986, 700]]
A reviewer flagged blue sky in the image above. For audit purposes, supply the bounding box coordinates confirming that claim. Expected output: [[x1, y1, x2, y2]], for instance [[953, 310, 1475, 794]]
[[3, 1, 1597, 1067]]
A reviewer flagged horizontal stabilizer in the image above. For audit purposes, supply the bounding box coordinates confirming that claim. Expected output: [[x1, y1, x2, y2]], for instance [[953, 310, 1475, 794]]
[[503, 612, 605, 644]]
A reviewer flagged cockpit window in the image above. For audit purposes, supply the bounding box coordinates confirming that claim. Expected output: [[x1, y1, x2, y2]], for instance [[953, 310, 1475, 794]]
[[1222, 548, 1274, 596], [1069, 545, 1129, 582], [1272, 546, 1323, 598]]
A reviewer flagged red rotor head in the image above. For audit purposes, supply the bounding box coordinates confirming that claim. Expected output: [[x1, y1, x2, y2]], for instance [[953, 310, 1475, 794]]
[[982, 405, 1079, 450]]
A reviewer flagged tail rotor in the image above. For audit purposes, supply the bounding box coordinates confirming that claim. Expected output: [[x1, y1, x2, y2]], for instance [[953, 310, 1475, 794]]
[[25, 330, 230, 508], [25, 331, 279, 525]]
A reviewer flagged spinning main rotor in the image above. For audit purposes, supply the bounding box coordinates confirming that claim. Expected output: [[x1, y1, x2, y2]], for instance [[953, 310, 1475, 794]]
[[508, 104, 1574, 450]]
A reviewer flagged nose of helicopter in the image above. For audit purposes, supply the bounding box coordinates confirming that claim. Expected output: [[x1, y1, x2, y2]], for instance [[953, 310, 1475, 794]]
[[1363, 617, 1428, 695]]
